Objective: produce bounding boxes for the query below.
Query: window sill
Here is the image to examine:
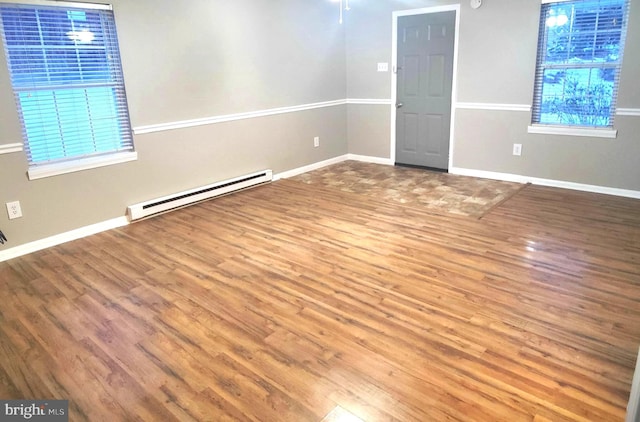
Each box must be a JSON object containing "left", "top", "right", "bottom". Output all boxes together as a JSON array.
[
  {"left": 28, "top": 151, "right": 137, "bottom": 180},
  {"left": 527, "top": 125, "right": 617, "bottom": 139}
]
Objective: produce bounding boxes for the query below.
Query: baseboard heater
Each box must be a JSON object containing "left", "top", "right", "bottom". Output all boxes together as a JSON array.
[{"left": 127, "top": 169, "right": 272, "bottom": 221}]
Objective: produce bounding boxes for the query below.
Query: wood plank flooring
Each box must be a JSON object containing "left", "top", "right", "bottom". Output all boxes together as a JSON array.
[{"left": 0, "top": 176, "right": 639, "bottom": 421}]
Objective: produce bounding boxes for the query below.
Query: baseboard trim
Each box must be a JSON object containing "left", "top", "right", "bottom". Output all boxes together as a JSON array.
[
  {"left": 0, "top": 216, "right": 129, "bottom": 263},
  {"left": 274, "top": 154, "right": 395, "bottom": 181},
  {"left": 450, "top": 167, "right": 640, "bottom": 199},
  {"left": 346, "top": 154, "right": 394, "bottom": 165},
  {"left": 274, "top": 155, "right": 350, "bottom": 180}
]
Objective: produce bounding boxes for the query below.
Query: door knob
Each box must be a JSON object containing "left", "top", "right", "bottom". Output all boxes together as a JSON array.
[{"left": 396, "top": 102, "right": 404, "bottom": 108}]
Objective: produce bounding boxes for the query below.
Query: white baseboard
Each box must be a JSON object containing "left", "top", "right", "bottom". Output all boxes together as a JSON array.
[
  {"left": 450, "top": 167, "right": 640, "bottom": 199},
  {"left": 274, "top": 155, "right": 350, "bottom": 180},
  {"left": 274, "top": 153, "right": 394, "bottom": 181},
  {"left": 0, "top": 216, "right": 129, "bottom": 263},
  {"left": 346, "top": 154, "right": 394, "bottom": 165}
]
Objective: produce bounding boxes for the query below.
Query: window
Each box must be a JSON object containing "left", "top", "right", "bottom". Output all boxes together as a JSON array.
[
  {"left": 531, "top": 0, "right": 629, "bottom": 130},
  {"left": 0, "top": 2, "right": 134, "bottom": 178}
]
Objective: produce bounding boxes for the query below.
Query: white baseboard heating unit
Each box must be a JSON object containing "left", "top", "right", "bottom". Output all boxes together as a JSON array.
[{"left": 127, "top": 169, "right": 272, "bottom": 221}]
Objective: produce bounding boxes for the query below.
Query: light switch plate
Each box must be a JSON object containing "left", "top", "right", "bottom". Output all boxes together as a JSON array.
[
  {"left": 513, "top": 144, "right": 522, "bottom": 156},
  {"left": 377, "top": 62, "right": 389, "bottom": 72}
]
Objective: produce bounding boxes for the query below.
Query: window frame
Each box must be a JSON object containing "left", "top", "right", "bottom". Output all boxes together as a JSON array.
[
  {"left": 0, "top": 0, "right": 136, "bottom": 180},
  {"left": 528, "top": 0, "right": 629, "bottom": 138}
]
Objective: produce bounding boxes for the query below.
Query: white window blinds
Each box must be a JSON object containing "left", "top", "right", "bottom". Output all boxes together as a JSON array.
[
  {"left": 531, "top": 0, "right": 629, "bottom": 128},
  {"left": 0, "top": 2, "right": 133, "bottom": 166}
]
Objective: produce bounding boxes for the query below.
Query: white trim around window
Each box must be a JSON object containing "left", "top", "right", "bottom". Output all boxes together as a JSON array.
[
  {"left": 527, "top": 125, "right": 617, "bottom": 138},
  {"left": 27, "top": 151, "right": 137, "bottom": 180}
]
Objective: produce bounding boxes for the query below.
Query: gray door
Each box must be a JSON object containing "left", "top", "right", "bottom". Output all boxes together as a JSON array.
[{"left": 395, "top": 11, "right": 455, "bottom": 170}]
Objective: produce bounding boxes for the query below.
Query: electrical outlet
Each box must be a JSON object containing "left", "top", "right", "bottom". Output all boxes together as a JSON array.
[
  {"left": 6, "top": 201, "right": 22, "bottom": 219},
  {"left": 513, "top": 143, "right": 522, "bottom": 156},
  {"left": 314, "top": 136, "right": 320, "bottom": 148},
  {"left": 377, "top": 62, "right": 389, "bottom": 72}
]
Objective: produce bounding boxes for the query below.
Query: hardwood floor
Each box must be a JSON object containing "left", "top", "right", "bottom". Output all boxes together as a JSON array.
[{"left": 0, "top": 176, "right": 639, "bottom": 421}]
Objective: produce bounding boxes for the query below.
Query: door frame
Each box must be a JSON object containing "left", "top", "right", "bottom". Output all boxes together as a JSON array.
[{"left": 390, "top": 5, "right": 460, "bottom": 169}]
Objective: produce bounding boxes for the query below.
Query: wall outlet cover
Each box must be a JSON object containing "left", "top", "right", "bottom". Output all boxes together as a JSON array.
[{"left": 6, "top": 201, "right": 22, "bottom": 219}]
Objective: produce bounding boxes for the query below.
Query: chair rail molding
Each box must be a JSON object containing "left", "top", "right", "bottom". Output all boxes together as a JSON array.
[
  {"left": 0, "top": 143, "right": 23, "bottom": 155},
  {"left": 454, "top": 102, "right": 532, "bottom": 112},
  {"left": 617, "top": 108, "right": 640, "bottom": 116},
  {"left": 133, "top": 99, "right": 348, "bottom": 135}
]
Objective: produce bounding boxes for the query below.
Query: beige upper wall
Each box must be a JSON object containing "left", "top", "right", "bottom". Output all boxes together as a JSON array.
[
  {"left": 0, "top": 0, "right": 348, "bottom": 248},
  {"left": 456, "top": 1, "right": 540, "bottom": 104},
  {"left": 346, "top": 0, "right": 458, "bottom": 100},
  {"left": 344, "top": 0, "right": 640, "bottom": 191},
  {"left": 346, "top": 0, "right": 639, "bottom": 104},
  {"left": 114, "top": 0, "right": 347, "bottom": 126},
  {"left": 618, "top": 0, "right": 640, "bottom": 108}
]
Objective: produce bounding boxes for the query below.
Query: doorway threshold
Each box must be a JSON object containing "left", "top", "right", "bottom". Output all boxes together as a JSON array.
[{"left": 395, "top": 162, "right": 448, "bottom": 173}]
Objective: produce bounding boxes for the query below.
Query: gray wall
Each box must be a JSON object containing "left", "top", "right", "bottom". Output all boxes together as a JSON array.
[
  {"left": 0, "top": 0, "right": 347, "bottom": 248},
  {"left": 345, "top": 0, "right": 640, "bottom": 191}
]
